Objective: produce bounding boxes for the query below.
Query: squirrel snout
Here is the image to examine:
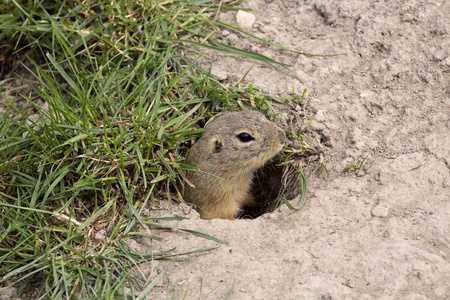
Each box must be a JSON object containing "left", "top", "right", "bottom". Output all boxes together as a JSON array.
[{"left": 277, "top": 128, "right": 286, "bottom": 144}]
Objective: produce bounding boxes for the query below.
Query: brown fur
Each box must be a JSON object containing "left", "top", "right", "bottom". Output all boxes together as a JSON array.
[{"left": 184, "top": 110, "right": 286, "bottom": 220}]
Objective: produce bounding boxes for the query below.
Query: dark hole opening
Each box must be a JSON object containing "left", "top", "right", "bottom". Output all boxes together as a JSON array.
[{"left": 238, "top": 157, "right": 285, "bottom": 219}]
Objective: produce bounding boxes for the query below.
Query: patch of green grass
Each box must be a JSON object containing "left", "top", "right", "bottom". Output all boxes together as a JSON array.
[
  {"left": 346, "top": 154, "right": 370, "bottom": 170},
  {"left": 0, "top": 0, "right": 313, "bottom": 298}
]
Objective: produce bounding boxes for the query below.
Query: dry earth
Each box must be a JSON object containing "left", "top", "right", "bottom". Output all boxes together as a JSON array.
[
  {"left": 138, "top": 0, "right": 450, "bottom": 299},
  {"left": 1, "top": 0, "right": 448, "bottom": 299}
]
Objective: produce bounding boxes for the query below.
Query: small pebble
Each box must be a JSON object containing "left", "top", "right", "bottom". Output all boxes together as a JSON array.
[
  {"left": 94, "top": 229, "right": 107, "bottom": 241},
  {"left": 371, "top": 205, "right": 389, "bottom": 217},
  {"left": 263, "top": 213, "right": 278, "bottom": 221},
  {"left": 236, "top": 10, "right": 256, "bottom": 30},
  {"left": 315, "top": 109, "right": 324, "bottom": 117},
  {"left": 355, "top": 141, "right": 366, "bottom": 150},
  {"left": 402, "top": 13, "right": 414, "bottom": 23},
  {"left": 345, "top": 279, "right": 355, "bottom": 288},
  {"left": 0, "top": 286, "right": 17, "bottom": 299},
  {"left": 41, "top": 101, "right": 49, "bottom": 111}
]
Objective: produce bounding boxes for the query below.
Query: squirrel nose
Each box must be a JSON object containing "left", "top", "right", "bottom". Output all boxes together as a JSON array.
[{"left": 278, "top": 128, "right": 286, "bottom": 144}]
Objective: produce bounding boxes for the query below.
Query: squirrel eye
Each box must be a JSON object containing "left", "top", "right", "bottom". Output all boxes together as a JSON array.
[{"left": 236, "top": 132, "right": 254, "bottom": 142}]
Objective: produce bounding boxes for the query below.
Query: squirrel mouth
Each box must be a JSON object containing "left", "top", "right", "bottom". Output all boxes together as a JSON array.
[{"left": 277, "top": 143, "right": 285, "bottom": 153}]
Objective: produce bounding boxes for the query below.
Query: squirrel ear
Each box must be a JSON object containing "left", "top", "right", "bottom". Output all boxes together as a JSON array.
[{"left": 211, "top": 137, "right": 222, "bottom": 153}]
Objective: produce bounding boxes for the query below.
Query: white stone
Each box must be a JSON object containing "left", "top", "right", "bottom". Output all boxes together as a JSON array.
[
  {"left": 41, "top": 101, "right": 49, "bottom": 111},
  {"left": 371, "top": 205, "right": 389, "bottom": 218},
  {"left": 236, "top": 10, "right": 256, "bottom": 30},
  {"left": 94, "top": 229, "right": 107, "bottom": 241}
]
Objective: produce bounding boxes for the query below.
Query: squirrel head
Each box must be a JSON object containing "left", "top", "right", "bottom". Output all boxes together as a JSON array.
[{"left": 188, "top": 110, "right": 286, "bottom": 177}]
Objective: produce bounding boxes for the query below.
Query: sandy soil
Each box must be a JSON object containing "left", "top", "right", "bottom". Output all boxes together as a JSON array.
[
  {"left": 1, "top": 0, "right": 448, "bottom": 299},
  {"left": 140, "top": 0, "right": 450, "bottom": 299}
]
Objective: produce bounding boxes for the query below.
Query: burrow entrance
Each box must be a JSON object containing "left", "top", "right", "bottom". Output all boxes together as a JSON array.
[{"left": 238, "top": 157, "right": 286, "bottom": 219}]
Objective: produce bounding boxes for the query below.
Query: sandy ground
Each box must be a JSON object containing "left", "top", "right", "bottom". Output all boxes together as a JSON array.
[
  {"left": 139, "top": 0, "right": 450, "bottom": 299},
  {"left": 1, "top": 0, "right": 448, "bottom": 299}
]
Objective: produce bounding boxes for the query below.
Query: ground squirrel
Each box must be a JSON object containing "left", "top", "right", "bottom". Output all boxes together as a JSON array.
[{"left": 184, "top": 110, "right": 286, "bottom": 220}]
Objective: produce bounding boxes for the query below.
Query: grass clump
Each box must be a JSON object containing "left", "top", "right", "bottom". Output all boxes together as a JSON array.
[{"left": 0, "top": 0, "right": 314, "bottom": 298}]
